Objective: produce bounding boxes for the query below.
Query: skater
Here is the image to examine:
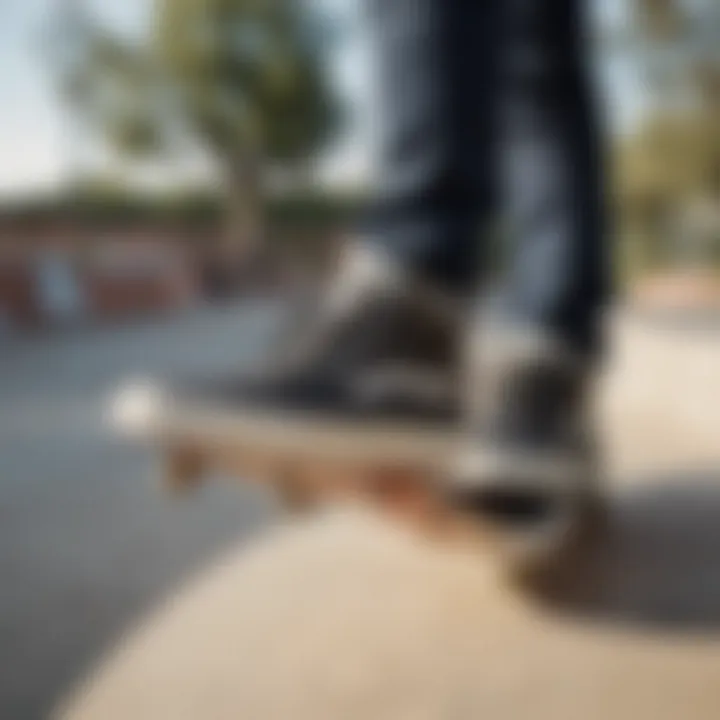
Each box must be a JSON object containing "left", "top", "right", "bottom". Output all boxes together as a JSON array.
[{"left": 115, "top": 0, "right": 607, "bottom": 545}]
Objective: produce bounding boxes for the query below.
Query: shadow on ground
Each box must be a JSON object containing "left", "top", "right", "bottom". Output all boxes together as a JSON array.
[{"left": 531, "top": 471, "right": 720, "bottom": 634}]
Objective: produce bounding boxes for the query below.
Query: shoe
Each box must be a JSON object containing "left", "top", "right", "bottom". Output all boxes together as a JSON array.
[
  {"left": 448, "top": 318, "right": 604, "bottom": 569},
  {"left": 110, "top": 245, "right": 462, "bottom": 468}
]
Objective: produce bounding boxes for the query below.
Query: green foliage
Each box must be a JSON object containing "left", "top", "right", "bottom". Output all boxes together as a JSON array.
[
  {"left": 75, "top": 35, "right": 165, "bottom": 155},
  {"left": 58, "top": 0, "right": 341, "bottom": 170},
  {"left": 612, "top": 1, "right": 720, "bottom": 275},
  {"left": 635, "top": 0, "right": 683, "bottom": 41},
  {"left": 0, "top": 189, "right": 363, "bottom": 235}
]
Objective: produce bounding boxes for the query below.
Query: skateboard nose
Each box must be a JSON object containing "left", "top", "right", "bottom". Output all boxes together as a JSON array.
[{"left": 107, "top": 379, "right": 169, "bottom": 438}]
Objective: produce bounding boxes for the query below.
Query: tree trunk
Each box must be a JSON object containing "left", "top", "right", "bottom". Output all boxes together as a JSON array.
[{"left": 215, "top": 151, "right": 265, "bottom": 294}]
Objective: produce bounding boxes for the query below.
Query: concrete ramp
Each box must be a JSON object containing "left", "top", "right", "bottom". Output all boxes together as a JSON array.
[{"left": 58, "top": 502, "right": 720, "bottom": 720}]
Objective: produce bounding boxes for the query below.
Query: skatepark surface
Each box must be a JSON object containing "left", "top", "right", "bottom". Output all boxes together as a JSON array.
[{"left": 57, "top": 313, "right": 720, "bottom": 719}]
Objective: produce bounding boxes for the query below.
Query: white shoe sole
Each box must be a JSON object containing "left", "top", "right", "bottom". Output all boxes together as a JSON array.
[{"left": 450, "top": 445, "right": 603, "bottom": 573}]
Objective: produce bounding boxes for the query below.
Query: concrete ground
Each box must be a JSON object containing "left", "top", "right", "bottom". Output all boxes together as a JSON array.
[
  {"left": 0, "top": 302, "right": 281, "bottom": 719},
  {"left": 2, "top": 305, "right": 720, "bottom": 718}
]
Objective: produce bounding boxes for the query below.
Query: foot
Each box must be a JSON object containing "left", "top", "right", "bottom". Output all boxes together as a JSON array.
[
  {"left": 448, "top": 319, "right": 604, "bottom": 568},
  {"left": 111, "top": 245, "right": 462, "bottom": 466}
]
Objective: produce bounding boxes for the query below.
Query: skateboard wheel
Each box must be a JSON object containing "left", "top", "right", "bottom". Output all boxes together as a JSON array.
[
  {"left": 273, "top": 467, "right": 320, "bottom": 512},
  {"left": 162, "top": 446, "right": 205, "bottom": 494}
]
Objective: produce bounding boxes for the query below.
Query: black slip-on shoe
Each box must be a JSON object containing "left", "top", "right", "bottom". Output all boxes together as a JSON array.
[
  {"left": 110, "top": 246, "right": 463, "bottom": 468},
  {"left": 448, "top": 320, "right": 605, "bottom": 569}
]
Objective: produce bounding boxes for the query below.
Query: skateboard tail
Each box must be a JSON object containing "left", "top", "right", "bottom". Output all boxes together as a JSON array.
[{"left": 107, "top": 379, "right": 170, "bottom": 440}]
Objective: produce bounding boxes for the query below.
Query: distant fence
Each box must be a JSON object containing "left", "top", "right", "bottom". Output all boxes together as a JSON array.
[{"left": 0, "top": 242, "right": 197, "bottom": 333}]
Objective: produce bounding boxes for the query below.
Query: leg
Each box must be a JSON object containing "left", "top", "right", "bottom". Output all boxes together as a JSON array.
[
  {"left": 499, "top": 0, "right": 608, "bottom": 355},
  {"left": 362, "top": 0, "right": 503, "bottom": 294},
  {"left": 450, "top": 0, "right": 608, "bottom": 571}
]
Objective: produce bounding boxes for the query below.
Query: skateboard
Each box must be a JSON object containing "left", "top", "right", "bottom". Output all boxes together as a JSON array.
[{"left": 108, "top": 380, "right": 603, "bottom": 575}]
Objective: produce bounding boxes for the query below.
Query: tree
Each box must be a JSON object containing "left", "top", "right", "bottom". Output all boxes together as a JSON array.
[
  {"left": 610, "top": 1, "right": 720, "bottom": 270},
  {"left": 55, "top": 0, "right": 342, "bottom": 267}
]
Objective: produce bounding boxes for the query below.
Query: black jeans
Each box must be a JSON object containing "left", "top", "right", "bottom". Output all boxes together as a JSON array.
[{"left": 363, "top": 0, "right": 608, "bottom": 354}]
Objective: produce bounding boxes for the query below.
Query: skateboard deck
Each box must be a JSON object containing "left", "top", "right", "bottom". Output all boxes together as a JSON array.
[
  {"left": 160, "top": 431, "right": 603, "bottom": 570},
  {"left": 159, "top": 429, "right": 449, "bottom": 514},
  {"left": 108, "top": 379, "right": 458, "bottom": 509},
  {"left": 108, "top": 380, "right": 601, "bottom": 574}
]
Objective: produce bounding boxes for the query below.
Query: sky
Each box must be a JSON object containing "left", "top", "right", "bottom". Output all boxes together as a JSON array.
[
  {"left": 0, "top": 0, "right": 644, "bottom": 200},
  {"left": 0, "top": 0, "right": 154, "bottom": 198}
]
